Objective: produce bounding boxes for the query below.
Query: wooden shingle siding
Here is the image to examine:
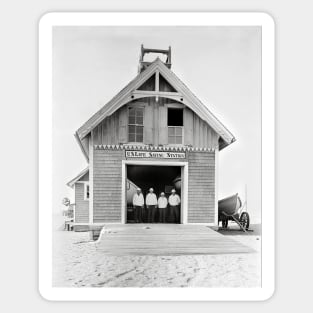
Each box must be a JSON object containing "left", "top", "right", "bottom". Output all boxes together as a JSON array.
[
  {"left": 74, "top": 183, "right": 89, "bottom": 223},
  {"left": 92, "top": 98, "right": 220, "bottom": 149},
  {"left": 93, "top": 149, "right": 124, "bottom": 222},
  {"left": 188, "top": 151, "right": 215, "bottom": 223}
]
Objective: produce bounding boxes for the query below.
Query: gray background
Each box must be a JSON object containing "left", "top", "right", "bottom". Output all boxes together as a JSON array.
[{"left": 0, "top": 0, "right": 312, "bottom": 311}]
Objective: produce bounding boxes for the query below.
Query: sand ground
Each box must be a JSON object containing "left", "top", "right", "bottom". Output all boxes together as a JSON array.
[{"left": 52, "top": 216, "right": 261, "bottom": 288}]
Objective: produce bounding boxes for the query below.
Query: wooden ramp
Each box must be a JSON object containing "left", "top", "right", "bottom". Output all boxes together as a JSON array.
[{"left": 96, "top": 224, "right": 254, "bottom": 256}]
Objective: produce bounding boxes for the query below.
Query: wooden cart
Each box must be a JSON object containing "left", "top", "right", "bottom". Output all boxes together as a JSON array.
[{"left": 218, "top": 193, "right": 250, "bottom": 232}]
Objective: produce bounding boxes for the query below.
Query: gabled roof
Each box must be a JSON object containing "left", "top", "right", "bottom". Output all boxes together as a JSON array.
[
  {"left": 67, "top": 167, "right": 89, "bottom": 188},
  {"left": 76, "top": 58, "right": 235, "bottom": 151}
]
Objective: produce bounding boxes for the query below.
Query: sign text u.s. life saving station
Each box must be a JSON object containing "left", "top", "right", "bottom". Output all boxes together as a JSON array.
[{"left": 125, "top": 150, "right": 186, "bottom": 159}]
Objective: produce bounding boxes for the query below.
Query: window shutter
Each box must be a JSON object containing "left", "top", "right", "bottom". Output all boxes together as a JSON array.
[
  {"left": 159, "top": 105, "right": 168, "bottom": 145},
  {"left": 118, "top": 106, "right": 128, "bottom": 144},
  {"left": 144, "top": 105, "right": 153, "bottom": 144}
]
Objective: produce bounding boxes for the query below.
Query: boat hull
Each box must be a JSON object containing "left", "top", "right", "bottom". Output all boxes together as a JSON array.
[
  {"left": 172, "top": 176, "right": 181, "bottom": 191},
  {"left": 218, "top": 193, "right": 241, "bottom": 216}
]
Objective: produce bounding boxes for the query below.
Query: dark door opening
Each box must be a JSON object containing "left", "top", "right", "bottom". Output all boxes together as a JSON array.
[{"left": 126, "top": 165, "right": 182, "bottom": 223}]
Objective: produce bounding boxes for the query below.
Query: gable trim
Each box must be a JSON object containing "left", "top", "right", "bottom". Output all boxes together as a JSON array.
[
  {"left": 67, "top": 167, "right": 89, "bottom": 188},
  {"left": 76, "top": 58, "right": 235, "bottom": 151},
  {"left": 76, "top": 60, "right": 161, "bottom": 140}
]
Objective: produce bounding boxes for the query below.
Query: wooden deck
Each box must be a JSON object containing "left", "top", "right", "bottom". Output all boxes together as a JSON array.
[{"left": 96, "top": 224, "right": 254, "bottom": 256}]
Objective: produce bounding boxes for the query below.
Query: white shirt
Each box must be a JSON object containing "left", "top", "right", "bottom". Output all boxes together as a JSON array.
[
  {"left": 158, "top": 197, "right": 168, "bottom": 208},
  {"left": 169, "top": 194, "right": 181, "bottom": 206},
  {"left": 146, "top": 193, "right": 157, "bottom": 206},
  {"left": 133, "top": 193, "right": 144, "bottom": 206}
]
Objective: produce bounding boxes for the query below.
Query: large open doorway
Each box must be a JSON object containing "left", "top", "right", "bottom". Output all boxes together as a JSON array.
[{"left": 126, "top": 164, "right": 182, "bottom": 223}]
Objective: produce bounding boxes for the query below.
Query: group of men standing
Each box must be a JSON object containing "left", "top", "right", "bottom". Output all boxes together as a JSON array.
[{"left": 132, "top": 188, "right": 181, "bottom": 223}]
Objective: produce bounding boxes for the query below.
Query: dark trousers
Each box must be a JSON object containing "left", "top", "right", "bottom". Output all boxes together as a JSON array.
[
  {"left": 133, "top": 205, "right": 143, "bottom": 223},
  {"left": 147, "top": 205, "right": 157, "bottom": 223},
  {"left": 169, "top": 205, "right": 180, "bottom": 223},
  {"left": 159, "top": 207, "right": 167, "bottom": 223}
]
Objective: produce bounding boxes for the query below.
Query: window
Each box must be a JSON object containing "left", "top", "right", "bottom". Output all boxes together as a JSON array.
[
  {"left": 168, "top": 126, "right": 183, "bottom": 144},
  {"left": 84, "top": 183, "right": 90, "bottom": 200},
  {"left": 128, "top": 107, "right": 144, "bottom": 142},
  {"left": 168, "top": 108, "right": 183, "bottom": 144},
  {"left": 168, "top": 108, "right": 183, "bottom": 126}
]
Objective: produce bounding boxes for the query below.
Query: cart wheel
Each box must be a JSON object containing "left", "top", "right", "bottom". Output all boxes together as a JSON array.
[
  {"left": 222, "top": 219, "right": 228, "bottom": 228},
  {"left": 240, "top": 212, "right": 250, "bottom": 230}
]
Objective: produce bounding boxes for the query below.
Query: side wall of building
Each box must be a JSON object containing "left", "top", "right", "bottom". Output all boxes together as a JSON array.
[
  {"left": 74, "top": 183, "right": 89, "bottom": 223},
  {"left": 188, "top": 151, "right": 215, "bottom": 223},
  {"left": 93, "top": 148, "right": 124, "bottom": 222}
]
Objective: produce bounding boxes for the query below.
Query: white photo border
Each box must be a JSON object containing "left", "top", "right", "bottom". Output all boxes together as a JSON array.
[{"left": 39, "top": 12, "right": 275, "bottom": 301}]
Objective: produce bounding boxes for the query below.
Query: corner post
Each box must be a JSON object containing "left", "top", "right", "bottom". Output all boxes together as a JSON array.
[
  {"left": 182, "top": 163, "right": 189, "bottom": 224},
  {"left": 89, "top": 133, "right": 94, "bottom": 224},
  {"left": 121, "top": 160, "right": 126, "bottom": 224},
  {"left": 214, "top": 148, "right": 219, "bottom": 226}
]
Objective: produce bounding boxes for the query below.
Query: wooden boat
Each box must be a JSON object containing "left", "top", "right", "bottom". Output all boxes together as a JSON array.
[
  {"left": 218, "top": 193, "right": 242, "bottom": 216},
  {"left": 172, "top": 176, "right": 181, "bottom": 191},
  {"left": 218, "top": 193, "right": 250, "bottom": 231}
]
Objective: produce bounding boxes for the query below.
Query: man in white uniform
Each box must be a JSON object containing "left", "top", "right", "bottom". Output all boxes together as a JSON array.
[
  {"left": 146, "top": 188, "right": 158, "bottom": 223},
  {"left": 168, "top": 189, "right": 181, "bottom": 223},
  {"left": 158, "top": 192, "right": 168, "bottom": 223},
  {"left": 132, "top": 188, "right": 144, "bottom": 223}
]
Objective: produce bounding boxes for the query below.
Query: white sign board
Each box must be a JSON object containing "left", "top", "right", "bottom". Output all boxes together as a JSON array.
[{"left": 125, "top": 150, "right": 186, "bottom": 159}]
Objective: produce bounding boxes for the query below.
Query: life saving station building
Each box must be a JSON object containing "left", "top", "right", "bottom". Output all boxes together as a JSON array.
[{"left": 67, "top": 46, "right": 235, "bottom": 227}]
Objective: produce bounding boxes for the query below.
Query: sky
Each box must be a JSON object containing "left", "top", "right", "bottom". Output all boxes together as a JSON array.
[{"left": 52, "top": 26, "right": 261, "bottom": 222}]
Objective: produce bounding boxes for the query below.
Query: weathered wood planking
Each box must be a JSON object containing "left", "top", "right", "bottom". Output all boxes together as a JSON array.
[
  {"left": 159, "top": 105, "right": 168, "bottom": 144},
  {"left": 93, "top": 149, "right": 124, "bottom": 222},
  {"left": 188, "top": 151, "right": 215, "bottom": 223},
  {"left": 74, "top": 182, "right": 89, "bottom": 223},
  {"left": 159, "top": 73, "right": 176, "bottom": 92},
  {"left": 92, "top": 98, "right": 219, "bottom": 148},
  {"left": 138, "top": 73, "right": 155, "bottom": 91},
  {"left": 96, "top": 224, "right": 254, "bottom": 256},
  {"left": 144, "top": 102, "right": 154, "bottom": 144}
]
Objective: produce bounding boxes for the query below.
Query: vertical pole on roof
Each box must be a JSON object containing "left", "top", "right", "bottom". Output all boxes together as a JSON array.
[
  {"left": 140, "top": 44, "right": 144, "bottom": 61},
  {"left": 89, "top": 132, "right": 94, "bottom": 224},
  {"left": 168, "top": 46, "right": 172, "bottom": 64},
  {"left": 155, "top": 70, "right": 159, "bottom": 102}
]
